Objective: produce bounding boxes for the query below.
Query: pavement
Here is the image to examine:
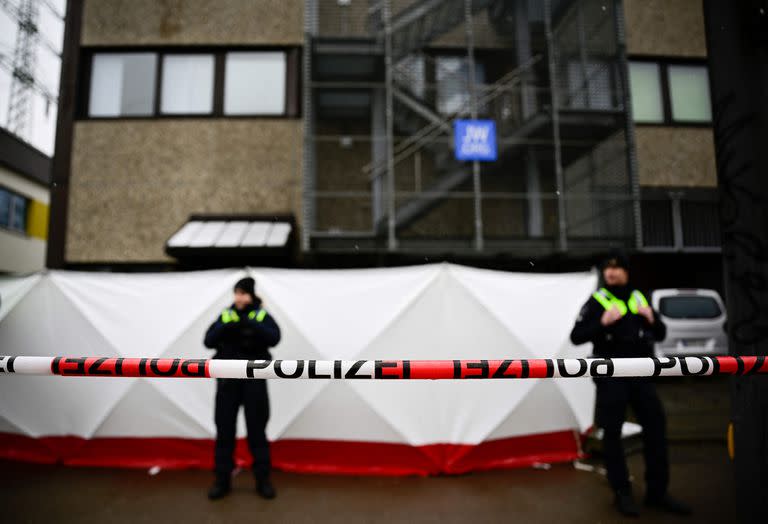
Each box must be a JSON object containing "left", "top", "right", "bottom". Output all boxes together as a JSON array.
[
  {"left": 0, "top": 441, "right": 734, "bottom": 523},
  {"left": 0, "top": 376, "right": 735, "bottom": 523}
]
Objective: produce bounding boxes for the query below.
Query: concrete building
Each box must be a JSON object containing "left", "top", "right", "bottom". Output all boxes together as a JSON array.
[
  {"left": 0, "top": 128, "right": 51, "bottom": 273},
  {"left": 0, "top": 0, "right": 62, "bottom": 274},
  {"left": 48, "top": 0, "right": 721, "bottom": 288},
  {"left": 625, "top": 0, "right": 718, "bottom": 250}
]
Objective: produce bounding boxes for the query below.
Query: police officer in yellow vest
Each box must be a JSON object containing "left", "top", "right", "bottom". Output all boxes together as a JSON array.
[
  {"left": 570, "top": 251, "right": 691, "bottom": 517},
  {"left": 204, "top": 277, "right": 281, "bottom": 501}
]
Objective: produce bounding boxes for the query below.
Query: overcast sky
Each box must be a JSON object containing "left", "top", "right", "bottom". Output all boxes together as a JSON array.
[{"left": 0, "top": 0, "right": 67, "bottom": 156}]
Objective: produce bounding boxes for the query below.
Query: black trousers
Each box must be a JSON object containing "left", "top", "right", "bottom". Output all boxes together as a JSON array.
[
  {"left": 595, "top": 378, "right": 669, "bottom": 497},
  {"left": 214, "top": 378, "right": 271, "bottom": 480}
]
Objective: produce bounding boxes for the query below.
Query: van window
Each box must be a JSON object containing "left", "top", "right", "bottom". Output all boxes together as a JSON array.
[{"left": 659, "top": 296, "right": 722, "bottom": 319}]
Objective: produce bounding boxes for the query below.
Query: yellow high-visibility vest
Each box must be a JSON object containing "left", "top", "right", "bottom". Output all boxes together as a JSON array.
[{"left": 592, "top": 288, "right": 648, "bottom": 316}]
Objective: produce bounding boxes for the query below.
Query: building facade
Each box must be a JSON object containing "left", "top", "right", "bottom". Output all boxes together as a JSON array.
[
  {"left": 49, "top": 0, "right": 721, "bottom": 287},
  {"left": 0, "top": 128, "right": 51, "bottom": 273},
  {"left": 625, "top": 0, "right": 718, "bottom": 252}
]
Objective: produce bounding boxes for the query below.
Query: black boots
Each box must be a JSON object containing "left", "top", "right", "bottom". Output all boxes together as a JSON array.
[
  {"left": 645, "top": 493, "right": 693, "bottom": 515},
  {"left": 208, "top": 476, "right": 277, "bottom": 500},
  {"left": 613, "top": 489, "right": 692, "bottom": 517},
  {"left": 614, "top": 490, "right": 640, "bottom": 517},
  {"left": 208, "top": 475, "right": 275, "bottom": 500},
  {"left": 207, "top": 477, "right": 231, "bottom": 500},
  {"left": 256, "top": 476, "right": 277, "bottom": 499}
]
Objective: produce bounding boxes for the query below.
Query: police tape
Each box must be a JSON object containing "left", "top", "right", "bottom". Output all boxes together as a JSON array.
[{"left": 0, "top": 355, "right": 766, "bottom": 380}]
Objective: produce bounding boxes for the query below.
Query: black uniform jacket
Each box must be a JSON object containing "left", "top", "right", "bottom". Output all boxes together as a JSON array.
[
  {"left": 570, "top": 285, "right": 666, "bottom": 358},
  {"left": 204, "top": 302, "right": 281, "bottom": 360}
]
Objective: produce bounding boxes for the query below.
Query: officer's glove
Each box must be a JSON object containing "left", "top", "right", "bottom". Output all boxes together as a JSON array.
[{"left": 220, "top": 309, "right": 244, "bottom": 330}]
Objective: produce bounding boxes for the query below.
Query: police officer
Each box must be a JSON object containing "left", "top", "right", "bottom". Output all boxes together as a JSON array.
[
  {"left": 570, "top": 252, "right": 691, "bottom": 517},
  {"left": 204, "top": 277, "right": 281, "bottom": 500}
]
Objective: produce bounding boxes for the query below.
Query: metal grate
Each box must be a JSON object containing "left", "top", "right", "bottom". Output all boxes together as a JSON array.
[
  {"left": 682, "top": 200, "right": 720, "bottom": 247},
  {"left": 306, "top": 0, "right": 637, "bottom": 254},
  {"left": 641, "top": 199, "right": 674, "bottom": 247},
  {"left": 640, "top": 191, "right": 720, "bottom": 251}
]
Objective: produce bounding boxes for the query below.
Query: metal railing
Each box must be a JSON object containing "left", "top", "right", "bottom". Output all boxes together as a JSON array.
[
  {"left": 363, "top": 54, "right": 544, "bottom": 181},
  {"left": 305, "top": 0, "right": 638, "bottom": 255},
  {"left": 641, "top": 192, "right": 721, "bottom": 251}
]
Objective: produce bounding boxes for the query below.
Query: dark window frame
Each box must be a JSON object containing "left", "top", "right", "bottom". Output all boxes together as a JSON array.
[
  {"left": 78, "top": 45, "right": 301, "bottom": 121},
  {"left": 559, "top": 54, "right": 622, "bottom": 112},
  {"left": 629, "top": 56, "right": 712, "bottom": 128},
  {"left": 0, "top": 185, "right": 31, "bottom": 236},
  {"left": 640, "top": 187, "right": 720, "bottom": 252},
  {"left": 158, "top": 52, "right": 217, "bottom": 116}
]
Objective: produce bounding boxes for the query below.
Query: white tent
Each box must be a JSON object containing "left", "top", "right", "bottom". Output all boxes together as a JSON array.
[{"left": 0, "top": 264, "right": 597, "bottom": 474}]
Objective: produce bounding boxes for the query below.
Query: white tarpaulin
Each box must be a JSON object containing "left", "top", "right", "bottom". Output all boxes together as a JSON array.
[{"left": 0, "top": 264, "right": 597, "bottom": 474}]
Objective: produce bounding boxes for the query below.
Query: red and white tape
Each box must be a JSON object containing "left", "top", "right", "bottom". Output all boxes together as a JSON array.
[{"left": 0, "top": 355, "right": 766, "bottom": 379}]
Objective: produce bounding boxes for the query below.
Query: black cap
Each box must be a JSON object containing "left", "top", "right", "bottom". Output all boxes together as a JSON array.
[
  {"left": 234, "top": 277, "right": 257, "bottom": 302},
  {"left": 601, "top": 249, "right": 630, "bottom": 271}
]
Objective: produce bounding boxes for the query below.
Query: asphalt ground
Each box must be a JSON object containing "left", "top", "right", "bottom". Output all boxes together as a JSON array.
[
  {"left": 0, "top": 377, "right": 735, "bottom": 523},
  {"left": 0, "top": 442, "right": 734, "bottom": 524}
]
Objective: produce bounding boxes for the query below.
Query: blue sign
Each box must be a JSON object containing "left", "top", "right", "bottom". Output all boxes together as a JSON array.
[{"left": 454, "top": 119, "right": 497, "bottom": 162}]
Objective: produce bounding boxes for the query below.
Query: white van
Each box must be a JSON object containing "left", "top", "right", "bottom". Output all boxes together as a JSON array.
[{"left": 651, "top": 289, "right": 728, "bottom": 357}]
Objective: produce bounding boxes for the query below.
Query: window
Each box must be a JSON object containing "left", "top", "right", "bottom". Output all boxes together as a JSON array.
[
  {"left": 641, "top": 189, "right": 720, "bottom": 250},
  {"left": 9, "top": 194, "right": 27, "bottom": 232},
  {"left": 681, "top": 200, "right": 720, "bottom": 247},
  {"left": 224, "top": 52, "right": 286, "bottom": 115},
  {"left": 394, "top": 55, "right": 426, "bottom": 100},
  {"left": 629, "top": 62, "right": 664, "bottom": 123},
  {"left": 84, "top": 49, "right": 296, "bottom": 119},
  {"left": 566, "top": 60, "right": 614, "bottom": 110},
  {"left": 0, "top": 187, "right": 29, "bottom": 234},
  {"left": 88, "top": 53, "right": 157, "bottom": 117},
  {"left": 641, "top": 198, "right": 674, "bottom": 247},
  {"left": 316, "top": 90, "right": 371, "bottom": 119},
  {"left": 659, "top": 296, "right": 722, "bottom": 319},
  {"left": 0, "top": 190, "right": 9, "bottom": 229},
  {"left": 629, "top": 59, "right": 711, "bottom": 125},
  {"left": 436, "top": 57, "right": 485, "bottom": 115},
  {"left": 668, "top": 65, "right": 712, "bottom": 122},
  {"left": 161, "top": 54, "right": 215, "bottom": 115}
]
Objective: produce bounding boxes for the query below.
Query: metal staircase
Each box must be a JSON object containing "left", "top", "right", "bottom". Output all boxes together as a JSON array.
[
  {"left": 369, "top": 0, "right": 495, "bottom": 61},
  {"left": 364, "top": 55, "right": 544, "bottom": 232},
  {"left": 306, "top": 0, "right": 637, "bottom": 253}
]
